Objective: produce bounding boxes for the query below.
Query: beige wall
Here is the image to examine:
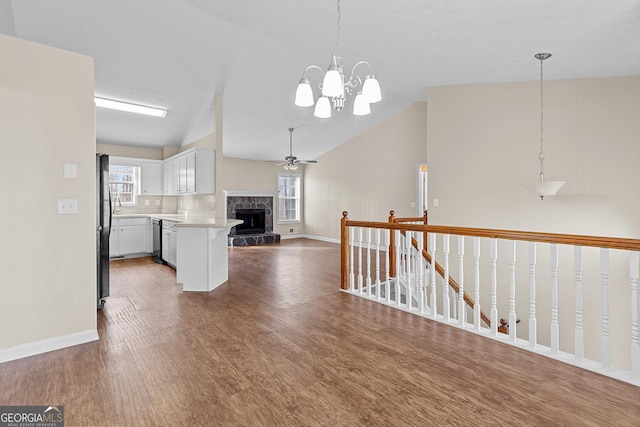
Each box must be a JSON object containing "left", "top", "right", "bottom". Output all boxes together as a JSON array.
[
  {"left": 223, "top": 157, "right": 299, "bottom": 236},
  {"left": 0, "top": 35, "right": 97, "bottom": 358},
  {"left": 304, "top": 102, "right": 428, "bottom": 240},
  {"left": 427, "top": 75, "right": 640, "bottom": 369},
  {"left": 96, "top": 142, "right": 163, "bottom": 160}
]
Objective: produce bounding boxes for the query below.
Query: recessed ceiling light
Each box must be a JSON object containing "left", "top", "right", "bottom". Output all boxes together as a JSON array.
[{"left": 94, "top": 97, "right": 167, "bottom": 118}]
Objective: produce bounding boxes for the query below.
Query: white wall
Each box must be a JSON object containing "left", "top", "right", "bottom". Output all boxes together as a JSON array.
[
  {"left": 427, "top": 75, "right": 640, "bottom": 369},
  {"left": 0, "top": 34, "right": 97, "bottom": 360},
  {"left": 304, "top": 102, "right": 428, "bottom": 240}
]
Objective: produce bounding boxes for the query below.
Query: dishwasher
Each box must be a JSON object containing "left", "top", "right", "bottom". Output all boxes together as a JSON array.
[{"left": 152, "top": 218, "right": 164, "bottom": 264}]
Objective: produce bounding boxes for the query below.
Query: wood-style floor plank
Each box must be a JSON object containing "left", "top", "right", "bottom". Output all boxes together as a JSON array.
[{"left": 1, "top": 238, "right": 640, "bottom": 426}]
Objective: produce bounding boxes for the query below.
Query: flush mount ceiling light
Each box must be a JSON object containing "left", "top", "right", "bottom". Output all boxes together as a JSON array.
[
  {"left": 523, "top": 53, "right": 565, "bottom": 200},
  {"left": 94, "top": 97, "right": 167, "bottom": 118},
  {"left": 294, "top": 0, "right": 381, "bottom": 118}
]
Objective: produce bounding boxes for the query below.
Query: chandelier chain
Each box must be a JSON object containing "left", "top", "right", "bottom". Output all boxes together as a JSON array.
[
  {"left": 336, "top": 0, "right": 341, "bottom": 55},
  {"left": 539, "top": 54, "right": 545, "bottom": 178}
]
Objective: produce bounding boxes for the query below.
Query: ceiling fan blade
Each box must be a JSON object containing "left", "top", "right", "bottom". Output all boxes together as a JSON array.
[{"left": 297, "top": 160, "right": 318, "bottom": 165}]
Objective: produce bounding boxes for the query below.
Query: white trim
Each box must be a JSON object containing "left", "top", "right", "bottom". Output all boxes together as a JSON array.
[{"left": 0, "top": 329, "right": 99, "bottom": 364}]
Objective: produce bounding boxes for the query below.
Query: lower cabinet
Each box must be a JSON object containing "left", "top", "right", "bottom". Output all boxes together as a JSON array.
[
  {"left": 162, "top": 221, "right": 177, "bottom": 267},
  {"left": 110, "top": 217, "right": 151, "bottom": 257}
]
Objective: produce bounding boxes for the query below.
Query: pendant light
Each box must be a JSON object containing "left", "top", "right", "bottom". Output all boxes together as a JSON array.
[{"left": 524, "top": 53, "right": 565, "bottom": 200}]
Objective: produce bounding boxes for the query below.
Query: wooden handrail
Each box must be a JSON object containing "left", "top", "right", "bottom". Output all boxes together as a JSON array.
[{"left": 343, "top": 220, "right": 640, "bottom": 251}]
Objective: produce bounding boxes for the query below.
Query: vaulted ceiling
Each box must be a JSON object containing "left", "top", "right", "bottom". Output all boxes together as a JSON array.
[{"left": 1, "top": 0, "right": 639, "bottom": 161}]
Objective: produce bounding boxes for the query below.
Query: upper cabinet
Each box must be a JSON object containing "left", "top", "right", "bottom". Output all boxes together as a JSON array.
[
  {"left": 141, "top": 161, "right": 163, "bottom": 195},
  {"left": 162, "top": 147, "right": 214, "bottom": 195}
]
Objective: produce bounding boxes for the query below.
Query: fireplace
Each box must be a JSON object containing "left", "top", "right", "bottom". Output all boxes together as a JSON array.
[{"left": 234, "top": 209, "right": 266, "bottom": 235}]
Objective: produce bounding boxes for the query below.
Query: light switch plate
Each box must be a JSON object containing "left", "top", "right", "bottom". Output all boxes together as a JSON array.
[
  {"left": 57, "top": 199, "right": 78, "bottom": 214},
  {"left": 63, "top": 163, "right": 77, "bottom": 179}
]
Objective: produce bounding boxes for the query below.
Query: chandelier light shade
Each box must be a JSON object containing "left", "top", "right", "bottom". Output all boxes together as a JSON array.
[
  {"left": 294, "top": 0, "right": 381, "bottom": 118},
  {"left": 523, "top": 52, "right": 566, "bottom": 200}
]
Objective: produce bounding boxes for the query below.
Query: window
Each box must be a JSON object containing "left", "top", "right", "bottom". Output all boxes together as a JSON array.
[
  {"left": 109, "top": 164, "right": 139, "bottom": 206},
  {"left": 278, "top": 173, "right": 301, "bottom": 222}
]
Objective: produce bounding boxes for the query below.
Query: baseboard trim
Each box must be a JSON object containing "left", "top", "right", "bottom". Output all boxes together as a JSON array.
[
  {"left": 297, "top": 234, "right": 340, "bottom": 244},
  {"left": 0, "top": 329, "right": 99, "bottom": 364}
]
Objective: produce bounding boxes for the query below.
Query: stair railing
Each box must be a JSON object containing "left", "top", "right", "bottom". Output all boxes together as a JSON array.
[{"left": 339, "top": 211, "right": 640, "bottom": 387}]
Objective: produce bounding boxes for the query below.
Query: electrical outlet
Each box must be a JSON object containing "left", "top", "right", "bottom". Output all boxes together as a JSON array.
[
  {"left": 155, "top": 200, "right": 160, "bottom": 206},
  {"left": 409, "top": 201, "right": 416, "bottom": 208},
  {"left": 144, "top": 199, "right": 149, "bottom": 206}
]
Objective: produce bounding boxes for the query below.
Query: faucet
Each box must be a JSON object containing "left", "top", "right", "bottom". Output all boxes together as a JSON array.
[{"left": 113, "top": 196, "right": 122, "bottom": 214}]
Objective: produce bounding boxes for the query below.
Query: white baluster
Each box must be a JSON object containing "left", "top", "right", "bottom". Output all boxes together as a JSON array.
[
  {"left": 375, "top": 228, "right": 381, "bottom": 301},
  {"left": 508, "top": 240, "right": 517, "bottom": 342},
  {"left": 442, "top": 234, "right": 450, "bottom": 321},
  {"left": 601, "top": 248, "right": 610, "bottom": 371},
  {"left": 575, "top": 246, "right": 584, "bottom": 362},
  {"left": 349, "top": 227, "right": 355, "bottom": 292},
  {"left": 429, "top": 233, "right": 437, "bottom": 318},
  {"left": 473, "top": 237, "right": 481, "bottom": 331},
  {"left": 550, "top": 244, "right": 559, "bottom": 355},
  {"left": 490, "top": 239, "right": 498, "bottom": 336},
  {"left": 385, "top": 229, "right": 391, "bottom": 304},
  {"left": 458, "top": 236, "right": 465, "bottom": 326},
  {"left": 406, "top": 231, "right": 412, "bottom": 309},
  {"left": 451, "top": 290, "right": 457, "bottom": 320},
  {"left": 366, "top": 228, "right": 372, "bottom": 298},
  {"left": 529, "top": 242, "right": 537, "bottom": 349},
  {"left": 417, "top": 232, "right": 425, "bottom": 314},
  {"left": 630, "top": 251, "right": 640, "bottom": 380},
  {"left": 358, "top": 227, "right": 363, "bottom": 294},
  {"left": 395, "top": 229, "right": 402, "bottom": 306}
]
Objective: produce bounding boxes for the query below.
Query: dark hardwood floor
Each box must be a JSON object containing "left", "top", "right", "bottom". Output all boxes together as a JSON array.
[{"left": 1, "top": 238, "right": 640, "bottom": 426}]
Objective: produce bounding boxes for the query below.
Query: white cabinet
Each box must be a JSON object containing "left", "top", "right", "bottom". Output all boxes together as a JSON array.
[
  {"left": 162, "top": 148, "right": 214, "bottom": 195},
  {"left": 141, "top": 161, "right": 163, "bottom": 195},
  {"left": 163, "top": 160, "right": 174, "bottom": 195},
  {"left": 110, "top": 217, "right": 150, "bottom": 257},
  {"left": 162, "top": 221, "right": 177, "bottom": 267}
]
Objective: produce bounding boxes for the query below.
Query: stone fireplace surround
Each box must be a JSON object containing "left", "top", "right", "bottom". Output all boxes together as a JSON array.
[{"left": 225, "top": 192, "right": 281, "bottom": 246}]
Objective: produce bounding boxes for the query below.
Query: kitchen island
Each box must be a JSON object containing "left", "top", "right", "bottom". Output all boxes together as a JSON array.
[
  {"left": 174, "top": 217, "right": 242, "bottom": 292},
  {"left": 112, "top": 213, "right": 241, "bottom": 292}
]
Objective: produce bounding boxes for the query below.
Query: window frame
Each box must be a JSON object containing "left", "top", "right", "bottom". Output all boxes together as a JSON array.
[
  {"left": 277, "top": 172, "right": 302, "bottom": 224},
  {"left": 108, "top": 164, "right": 140, "bottom": 206}
]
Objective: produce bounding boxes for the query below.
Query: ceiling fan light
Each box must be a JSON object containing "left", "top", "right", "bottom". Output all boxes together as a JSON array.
[
  {"left": 294, "top": 79, "right": 314, "bottom": 107},
  {"left": 314, "top": 96, "right": 332, "bottom": 118},
  {"left": 362, "top": 75, "right": 381, "bottom": 103},
  {"left": 353, "top": 92, "right": 371, "bottom": 116}
]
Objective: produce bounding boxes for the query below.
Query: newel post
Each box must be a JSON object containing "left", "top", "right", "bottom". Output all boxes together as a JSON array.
[
  {"left": 388, "top": 210, "right": 396, "bottom": 277},
  {"left": 341, "top": 211, "right": 350, "bottom": 290}
]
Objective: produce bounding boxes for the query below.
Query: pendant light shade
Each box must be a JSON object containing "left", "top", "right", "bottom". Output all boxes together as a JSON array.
[
  {"left": 362, "top": 75, "right": 382, "bottom": 103},
  {"left": 321, "top": 56, "right": 344, "bottom": 97},
  {"left": 294, "top": 78, "right": 314, "bottom": 107},
  {"left": 314, "top": 96, "right": 332, "bottom": 118},
  {"left": 353, "top": 92, "right": 371, "bottom": 116}
]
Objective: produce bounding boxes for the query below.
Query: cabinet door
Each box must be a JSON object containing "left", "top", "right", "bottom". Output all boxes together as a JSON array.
[
  {"left": 118, "top": 224, "right": 147, "bottom": 255},
  {"left": 141, "top": 162, "right": 163, "bottom": 195},
  {"left": 169, "top": 230, "right": 177, "bottom": 267},
  {"left": 186, "top": 151, "right": 196, "bottom": 193},
  {"left": 163, "top": 160, "right": 174, "bottom": 195},
  {"left": 176, "top": 155, "right": 187, "bottom": 193},
  {"left": 109, "top": 220, "right": 119, "bottom": 257},
  {"left": 162, "top": 229, "right": 171, "bottom": 262}
]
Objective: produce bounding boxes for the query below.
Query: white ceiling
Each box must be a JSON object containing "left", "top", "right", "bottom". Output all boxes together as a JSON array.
[{"left": 1, "top": 0, "right": 639, "bottom": 161}]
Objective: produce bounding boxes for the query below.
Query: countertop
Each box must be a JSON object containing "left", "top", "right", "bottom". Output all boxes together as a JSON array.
[{"left": 113, "top": 213, "right": 242, "bottom": 228}]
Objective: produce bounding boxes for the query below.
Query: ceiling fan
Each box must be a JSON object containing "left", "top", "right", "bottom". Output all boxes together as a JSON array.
[{"left": 278, "top": 127, "right": 318, "bottom": 170}]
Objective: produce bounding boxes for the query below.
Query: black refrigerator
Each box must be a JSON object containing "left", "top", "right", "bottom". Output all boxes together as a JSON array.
[{"left": 96, "top": 153, "right": 111, "bottom": 309}]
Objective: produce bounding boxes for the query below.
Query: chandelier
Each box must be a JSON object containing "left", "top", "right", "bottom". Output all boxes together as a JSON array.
[
  {"left": 294, "top": 0, "right": 381, "bottom": 118},
  {"left": 524, "top": 52, "right": 566, "bottom": 200}
]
